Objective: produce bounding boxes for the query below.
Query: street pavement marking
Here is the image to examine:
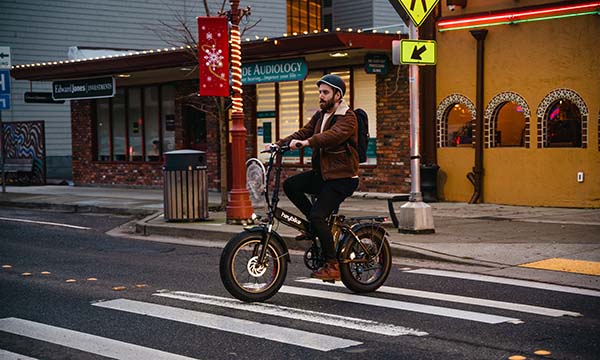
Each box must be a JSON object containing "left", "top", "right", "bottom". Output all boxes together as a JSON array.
[
  {"left": 0, "top": 317, "right": 197, "bottom": 360},
  {"left": 93, "top": 298, "right": 361, "bottom": 351},
  {"left": 279, "top": 286, "right": 522, "bottom": 324},
  {"left": 0, "top": 217, "right": 90, "bottom": 230},
  {"left": 406, "top": 269, "right": 600, "bottom": 297},
  {"left": 297, "top": 278, "right": 581, "bottom": 318},
  {"left": 153, "top": 290, "right": 427, "bottom": 337},
  {"left": 0, "top": 349, "right": 39, "bottom": 360},
  {"left": 519, "top": 258, "right": 600, "bottom": 276}
]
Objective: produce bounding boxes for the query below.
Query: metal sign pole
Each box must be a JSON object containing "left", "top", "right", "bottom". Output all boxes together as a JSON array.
[
  {"left": 408, "top": 23, "right": 422, "bottom": 202},
  {"left": 398, "top": 22, "right": 434, "bottom": 234}
]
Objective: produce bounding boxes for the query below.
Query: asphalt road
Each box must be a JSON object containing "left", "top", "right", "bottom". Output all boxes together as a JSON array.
[{"left": 1, "top": 207, "right": 599, "bottom": 360}]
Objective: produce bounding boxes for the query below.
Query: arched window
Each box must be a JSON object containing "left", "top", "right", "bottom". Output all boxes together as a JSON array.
[
  {"left": 484, "top": 92, "right": 531, "bottom": 148},
  {"left": 448, "top": 104, "right": 474, "bottom": 147},
  {"left": 436, "top": 94, "right": 476, "bottom": 148},
  {"left": 537, "top": 89, "right": 588, "bottom": 149},
  {"left": 546, "top": 99, "right": 581, "bottom": 147},
  {"left": 496, "top": 102, "right": 526, "bottom": 147}
]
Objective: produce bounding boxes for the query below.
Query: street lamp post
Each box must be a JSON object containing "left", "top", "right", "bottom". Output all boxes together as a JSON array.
[{"left": 225, "top": 0, "right": 253, "bottom": 224}]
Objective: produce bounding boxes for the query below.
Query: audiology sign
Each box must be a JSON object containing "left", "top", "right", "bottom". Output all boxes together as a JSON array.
[
  {"left": 52, "top": 76, "right": 115, "bottom": 100},
  {"left": 242, "top": 58, "right": 307, "bottom": 85}
]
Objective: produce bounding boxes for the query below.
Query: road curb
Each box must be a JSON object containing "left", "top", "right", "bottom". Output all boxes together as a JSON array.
[
  {"left": 135, "top": 215, "right": 499, "bottom": 268},
  {"left": 0, "top": 200, "right": 156, "bottom": 217}
]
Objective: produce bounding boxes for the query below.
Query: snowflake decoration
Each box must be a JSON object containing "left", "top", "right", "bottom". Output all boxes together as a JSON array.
[
  {"left": 203, "top": 45, "right": 223, "bottom": 70},
  {"left": 206, "top": 32, "right": 213, "bottom": 40}
]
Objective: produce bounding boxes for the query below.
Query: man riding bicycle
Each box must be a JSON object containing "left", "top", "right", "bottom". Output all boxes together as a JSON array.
[{"left": 276, "top": 74, "right": 359, "bottom": 281}]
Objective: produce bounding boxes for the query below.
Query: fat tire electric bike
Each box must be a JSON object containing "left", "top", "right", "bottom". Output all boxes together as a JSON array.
[{"left": 219, "top": 144, "right": 392, "bottom": 302}]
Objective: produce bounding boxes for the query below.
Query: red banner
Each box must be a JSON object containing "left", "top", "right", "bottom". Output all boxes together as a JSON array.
[{"left": 198, "top": 17, "right": 229, "bottom": 97}]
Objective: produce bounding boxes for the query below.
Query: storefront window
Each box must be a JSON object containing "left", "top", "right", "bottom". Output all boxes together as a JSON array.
[
  {"left": 145, "top": 87, "right": 160, "bottom": 161},
  {"left": 113, "top": 89, "right": 126, "bottom": 161},
  {"left": 279, "top": 81, "right": 301, "bottom": 161},
  {"left": 96, "top": 99, "right": 110, "bottom": 161},
  {"left": 546, "top": 99, "right": 581, "bottom": 147},
  {"left": 302, "top": 71, "right": 322, "bottom": 162},
  {"left": 161, "top": 85, "right": 176, "bottom": 153},
  {"left": 353, "top": 69, "right": 377, "bottom": 164},
  {"left": 256, "top": 83, "right": 276, "bottom": 162},
  {"left": 447, "top": 103, "right": 473, "bottom": 147},
  {"left": 94, "top": 85, "right": 174, "bottom": 162},
  {"left": 128, "top": 87, "right": 143, "bottom": 161},
  {"left": 496, "top": 101, "right": 526, "bottom": 147}
]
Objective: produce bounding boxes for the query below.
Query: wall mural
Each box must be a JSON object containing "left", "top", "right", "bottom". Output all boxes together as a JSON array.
[{"left": 1, "top": 121, "right": 46, "bottom": 185}]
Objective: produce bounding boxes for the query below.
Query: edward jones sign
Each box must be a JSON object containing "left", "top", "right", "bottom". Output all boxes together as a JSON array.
[
  {"left": 52, "top": 76, "right": 115, "bottom": 100},
  {"left": 242, "top": 58, "right": 307, "bottom": 85}
]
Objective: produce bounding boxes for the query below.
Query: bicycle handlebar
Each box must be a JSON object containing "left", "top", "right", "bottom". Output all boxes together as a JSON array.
[{"left": 260, "top": 142, "right": 300, "bottom": 154}]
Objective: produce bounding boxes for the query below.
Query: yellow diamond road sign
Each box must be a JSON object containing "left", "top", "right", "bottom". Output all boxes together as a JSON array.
[
  {"left": 393, "top": 0, "right": 439, "bottom": 27},
  {"left": 400, "top": 40, "right": 436, "bottom": 65}
]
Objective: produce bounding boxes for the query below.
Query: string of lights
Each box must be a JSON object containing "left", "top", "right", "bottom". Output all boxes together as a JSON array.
[
  {"left": 230, "top": 26, "right": 243, "bottom": 113},
  {"left": 11, "top": 28, "right": 400, "bottom": 69}
]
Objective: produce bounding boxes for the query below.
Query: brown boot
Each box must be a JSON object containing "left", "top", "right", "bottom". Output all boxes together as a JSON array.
[{"left": 311, "top": 261, "right": 340, "bottom": 281}]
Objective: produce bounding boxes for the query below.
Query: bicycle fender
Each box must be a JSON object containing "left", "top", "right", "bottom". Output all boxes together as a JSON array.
[
  {"left": 243, "top": 226, "right": 291, "bottom": 263},
  {"left": 337, "top": 223, "right": 388, "bottom": 260}
]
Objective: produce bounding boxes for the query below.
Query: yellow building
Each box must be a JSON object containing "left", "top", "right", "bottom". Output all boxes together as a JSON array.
[{"left": 434, "top": 0, "right": 599, "bottom": 207}]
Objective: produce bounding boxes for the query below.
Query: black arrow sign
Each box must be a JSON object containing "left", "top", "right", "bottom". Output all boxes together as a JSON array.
[
  {"left": 411, "top": 45, "right": 427, "bottom": 60},
  {"left": 0, "top": 52, "right": 9, "bottom": 59}
]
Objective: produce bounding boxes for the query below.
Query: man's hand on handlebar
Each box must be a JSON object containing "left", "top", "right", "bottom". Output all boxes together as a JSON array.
[{"left": 289, "top": 139, "right": 309, "bottom": 149}]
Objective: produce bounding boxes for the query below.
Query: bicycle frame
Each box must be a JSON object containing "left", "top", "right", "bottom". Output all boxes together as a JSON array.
[{"left": 255, "top": 145, "right": 308, "bottom": 265}]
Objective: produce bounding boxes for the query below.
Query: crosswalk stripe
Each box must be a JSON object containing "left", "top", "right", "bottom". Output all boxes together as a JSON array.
[
  {"left": 93, "top": 298, "right": 361, "bottom": 351},
  {"left": 279, "top": 286, "right": 523, "bottom": 324},
  {"left": 153, "top": 290, "right": 428, "bottom": 337},
  {"left": 0, "top": 349, "right": 39, "bottom": 360},
  {"left": 0, "top": 318, "right": 197, "bottom": 360},
  {"left": 297, "top": 278, "right": 582, "bottom": 318},
  {"left": 405, "top": 269, "right": 600, "bottom": 297}
]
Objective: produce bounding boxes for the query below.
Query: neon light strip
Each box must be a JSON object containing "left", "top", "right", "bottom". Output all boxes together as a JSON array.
[
  {"left": 438, "top": 2, "right": 599, "bottom": 31},
  {"left": 439, "top": 11, "right": 599, "bottom": 32}
]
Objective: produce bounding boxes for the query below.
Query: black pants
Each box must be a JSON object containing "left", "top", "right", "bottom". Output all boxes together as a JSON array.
[{"left": 283, "top": 170, "right": 359, "bottom": 261}]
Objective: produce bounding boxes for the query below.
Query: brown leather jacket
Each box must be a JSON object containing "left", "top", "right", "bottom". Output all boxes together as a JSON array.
[{"left": 278, "top": 100, "right": 359, "bottom": 180}]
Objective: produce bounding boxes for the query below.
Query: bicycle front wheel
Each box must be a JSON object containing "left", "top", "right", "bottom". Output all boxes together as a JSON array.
[
  {"left": 219, "top": 231, "right": 287, "bottom": 302},
  {"left": 339, "top": 226, "right": 391, "bottom": 293}
]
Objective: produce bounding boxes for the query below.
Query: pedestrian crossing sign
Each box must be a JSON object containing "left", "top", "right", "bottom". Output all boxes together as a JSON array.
[{"left": 389, "top": 0, "right": 440, "bottom": 27}]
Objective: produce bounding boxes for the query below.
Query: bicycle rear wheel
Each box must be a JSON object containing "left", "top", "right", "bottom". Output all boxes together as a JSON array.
[{"left": 339, "top": 225, "right": 391, "bottom": 293}]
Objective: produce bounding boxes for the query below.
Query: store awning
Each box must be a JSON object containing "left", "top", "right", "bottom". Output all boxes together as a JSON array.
[{"left": 11, "top": 32, "right": 398, "bottom": 81}]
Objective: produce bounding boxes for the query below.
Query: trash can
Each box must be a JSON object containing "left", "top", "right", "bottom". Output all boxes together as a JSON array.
[
  {"left": 420, "top": 164, "right": 440, "bottom": 203},
  {"left": 163, "top": 150, "right": 209, "bottom": 221}
]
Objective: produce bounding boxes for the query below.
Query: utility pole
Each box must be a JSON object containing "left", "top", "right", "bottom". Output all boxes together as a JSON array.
[{"left": 225, "top": 0, "right": 254, "bottom": 224}]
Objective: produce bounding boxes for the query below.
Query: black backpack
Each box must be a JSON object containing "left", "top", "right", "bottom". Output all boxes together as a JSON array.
[{"left": 353, "top": 108, "right": 369, "bottom": 163}]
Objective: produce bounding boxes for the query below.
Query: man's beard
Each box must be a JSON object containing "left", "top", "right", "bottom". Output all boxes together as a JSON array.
[{"left": 319, "top": 97, "right": 336, "bottom": 111}]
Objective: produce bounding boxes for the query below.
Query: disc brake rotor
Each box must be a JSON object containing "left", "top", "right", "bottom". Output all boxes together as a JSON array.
[{"left": 247, "top": 256, "right": 268, "bottom": 277}]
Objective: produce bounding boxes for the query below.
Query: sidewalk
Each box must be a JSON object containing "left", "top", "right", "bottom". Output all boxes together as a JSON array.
[{"left": 1, "top": 185, "right": 599, "bottom": 290}]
